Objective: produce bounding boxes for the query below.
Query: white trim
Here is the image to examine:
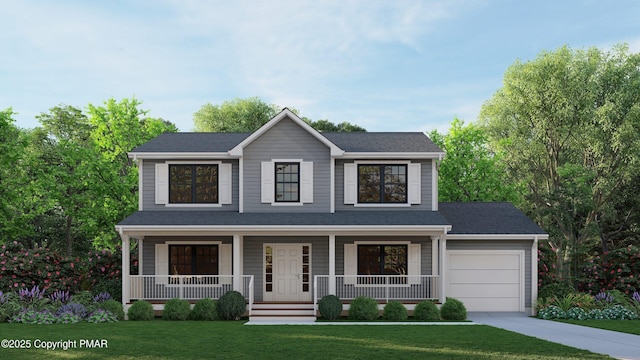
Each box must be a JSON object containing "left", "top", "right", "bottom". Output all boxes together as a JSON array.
[
  {"left": 262, "top": 159, "right": 313, "bottom": 206},
  {"left": 233, "top": 235, "right": 242, "bottom": 291},
  {"left": 439, "top": 237, "right": 446, "bottom": 304},
  {"left": 130, "top": 152, "right": 231, "bottom": 160},
  {"left": 446, "top": 249, "right": 526, "bottom": 312},
  {"left": 137, "top": 237, "right": 144, "bottom": 276},
  {"left": 353, "top": 203, "right": 412, "bottom": 208},
  {"left": 330, "top": 159, "right": 335, "bottom": 213},
  {"left": 239, "top": 158, "right": 244, "bottom": 213},
  {"left": 340, "top": 152, "right": 444, "bottom": 159},
  {"left": 164, "top": 240, "right": 223, "bottom": 245},
  {"left": 229, "top": 109, "right": 344, "bottom": 157},
  {"left": 138, "top": 159, "right": 143, "bottom": 210},
  {"left": 431, "top": 236, "right": 438, "bottom": 276},
  {"left": 328, "top": 235, "right": 336, "bottom": 294},
  {"left": 431, "top": 160, "right": 438, "bottom": 210},
  {"left": 345, "top": 241, "right": 421, "bottom": 287},
  {"left": 445, "top": 234, "right": 549, "bottom": 240},
  {"left": 349, "top": 160, "right": 417, "bottom": 208},
  {"left": 165, "top": 203, "right": 223, "bottom": 208},
  {"left": 116, "top": 225, "right": 452, "bottom": 237}
]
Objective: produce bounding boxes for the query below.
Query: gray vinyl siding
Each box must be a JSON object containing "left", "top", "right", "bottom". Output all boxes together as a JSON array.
[
  {"left": 242, "top": 117, "right": 331, "bottom": 213},
  {"left": 142, "top": 236, "right": 233, "bottom": 275},
  {"left": 335, "top": 236, "right": 433, "bottom": 275},
  {"left": 141, "top": 159, "right": 239, "bottom": 211},
  {"left": 334, "top": 159, "right": 433, "bottom": 211},
  {"left": 243, "top": 236, "right": 329, "bottom": 302},
  {"left": 446, "top": 240, "right": 533, "bottom": 309}
]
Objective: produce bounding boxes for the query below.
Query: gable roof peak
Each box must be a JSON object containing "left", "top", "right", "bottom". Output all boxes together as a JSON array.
[{"left": 228, "top": 108, "right": 344, "bottom": 157}]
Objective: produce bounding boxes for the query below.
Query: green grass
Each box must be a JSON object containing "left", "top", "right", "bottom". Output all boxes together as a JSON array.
[
  {"left": 558, "top": 319, "right": 640, "bottom": 335},
  {"left": 0, "top": 321, "right": 612, "bottom": 360}
]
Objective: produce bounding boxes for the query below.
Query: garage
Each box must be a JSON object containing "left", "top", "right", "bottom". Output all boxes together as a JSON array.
[{"left": 446, "top": 250, "right": 525, "bottom": 312}]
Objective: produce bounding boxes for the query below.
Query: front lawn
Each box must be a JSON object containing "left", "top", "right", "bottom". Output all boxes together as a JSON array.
[
  {"left": 0, "top": 321, "right": 611, "bottom": 359},
  {"left": 558, "top": 319, "right": 640, "bottom": 335}
]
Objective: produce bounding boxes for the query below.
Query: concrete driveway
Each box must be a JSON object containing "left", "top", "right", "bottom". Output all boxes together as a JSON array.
[{"left": 468, "top": 312, "right": 640, "bottom": 360}]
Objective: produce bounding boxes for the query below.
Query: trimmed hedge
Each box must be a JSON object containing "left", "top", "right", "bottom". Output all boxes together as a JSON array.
[
  {"left": 382, "top": 301, "right": 407, "bottom": 321},
  {"left": 348, "top": 296, "right": 379, "bottom": 321},
  {"left": 190, "top": 298, "right": 218, "bottom": 321},
  {"left": 163, "top": 298, "right": 191, "bottom": 321},
  {"left": 318, "top": 295, "right": 342, "bottom": 320},
  {"left": 217, "top": 291, "right": 246, "bottom": 320},
  {"left": 127, "top": 300, "right": 154, "bottom": 321},
  {"left": 441, "top": 297, "right": 466, "bottom": 321},
  {"left": 413, "top": 300, "right": 440, "bottom": 321}
]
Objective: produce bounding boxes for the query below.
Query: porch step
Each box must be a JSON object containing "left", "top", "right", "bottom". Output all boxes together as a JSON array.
[{"left": 249, "top": 303, "right": 316, "bottom": 322}]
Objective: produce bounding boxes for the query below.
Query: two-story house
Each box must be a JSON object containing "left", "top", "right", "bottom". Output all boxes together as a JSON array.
[{"left": 115, "top": 109, "right": 547, "bottom": 320}]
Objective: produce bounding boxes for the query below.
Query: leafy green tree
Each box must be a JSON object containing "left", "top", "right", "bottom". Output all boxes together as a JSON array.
[
  {"left": 193, "top": 97, "right": 365, "bottom": 132},
  {"left": 480, "top": 44, "right": 640, "bottom": 282},
  {"left": 193, "top": 97, "right": 280, "bottom": 132},
  {"left": 0, "top": 109, "right": 28, "bottom": 242},
  {"left": 429, "top": 117, "right": 517, "bottom": 202},
  {"left": 87, "top": 98, "right": 178, "bottom": 248},
  {"left": 303, "top": 118, "right": 366, "bottom": 132}
]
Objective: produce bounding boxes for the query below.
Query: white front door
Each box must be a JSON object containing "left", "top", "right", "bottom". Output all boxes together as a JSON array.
[{"left": 264, "top": 244, "right": 311, "bottom": 302}]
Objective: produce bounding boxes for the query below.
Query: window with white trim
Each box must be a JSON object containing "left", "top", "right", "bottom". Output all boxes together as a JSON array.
[
  {"left": 261, "top": 160, "right": 313, "bottom": 205},
  {"left": 155, "top": 162, "right": 232, "bottom": 206},
  {"left": 344, "top": 242, "right": 421, "bottom": 285},
  {"left": 344, "top": 162, "right": 421, "bottom": 205},
  {"left": 155, "top": 242, "right": 232, "bottom": 285}
]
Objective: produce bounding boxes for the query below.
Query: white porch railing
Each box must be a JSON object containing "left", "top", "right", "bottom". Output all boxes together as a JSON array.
[
  {"left": 129, "top": 275, "right": 254, "bottom": 305},
  {"left": 314, "top": 275, "right": 439, "bottom": 311}
]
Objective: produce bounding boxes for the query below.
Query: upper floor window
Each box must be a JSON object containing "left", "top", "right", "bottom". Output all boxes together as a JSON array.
[
  {"left": 169, "top": 164, "right": 218, "bottom": 203},
  {"left": 275, "top": 162, "right": 299, "bottom": 202},
  {"left": 358, "top": 164, "right": 407, "bottom": 203}
]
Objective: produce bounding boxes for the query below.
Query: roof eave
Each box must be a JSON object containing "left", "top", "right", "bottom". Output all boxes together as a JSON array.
[
  {"left": 128, "top": 152, "right": 233, "bottom": 160},
  {"left": 339, "top": 152, "right": 446, "bottom": 159}
]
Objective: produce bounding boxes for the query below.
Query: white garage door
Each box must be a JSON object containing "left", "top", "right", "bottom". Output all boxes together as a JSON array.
[{"left": 446, "top": 250, "right": 524, "bottom": 312}]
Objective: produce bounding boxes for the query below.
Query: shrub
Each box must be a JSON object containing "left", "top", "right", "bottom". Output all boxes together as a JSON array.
[
  {"left": 413, "top": 300, "right": 440, "bottom": 321},
  {"left": 538, "top": 305, "right": 565, "bottom": 319},
  {"left": 538, "top": 282, "right": 575, "bottom": 300},
  {"left": 217, "top": 291, "right": 246, "bottom": 320},
  {"left": 382, "top": 301, "right": 407, "bottom": 321},
  {"left": 163, "top": 298, "right": 191, "bottom": 321},
  {"left": 127, "top": 300, "right": 155, "bottom": 321},
  {"left": 440, "top": 297, "right": 466, "bottom": 321},
  {"left": 565, "top": 307, "right": 588, "bottom": 320},
  {"left": 578, "top": 244, "right": 640, "bottom": 295},
  {"left": 318, "top": 295, "right": 342, "bottom": 320},
  {"left": 348, "top": 296, "right": 379, "bottom": 321},
  {"left": 56, "top": 312, "right": 82, "bottom": 324},
  {"left": 100, "top": 300, "right": 125, "bottom": 321},
  {"left": 0, "top": 292, "right": 21, "bottom": 323},
  {"left": 11, "top": 309, "right": 57, "bottom": 324},
  {"left": 86, "top": 309, "right": 118, "bottom": 323},
  {"left": 55, "top": 302, "right": 88, "bottom": 318},
  {"left": 602, "top": 305, "right": 637, "bottom": 320},
  {"left": 189, "top": 298, "right": 218, "bottom": 321}
]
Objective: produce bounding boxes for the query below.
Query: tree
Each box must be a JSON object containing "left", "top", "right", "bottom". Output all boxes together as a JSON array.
[
  {"left": 0, "top": 108, "right": 28, "bottom": 242},
  {"left": 193, "top": 97, "right": 366, "bottom": 132},
  {"left": 428, "top": 117, "right": 517, "bottom": 202},
  {"left": 303, "top": 118, "right": 366, "bottom": 132},
  {"left": 193, "top": 97, "right": 280, "bottom": 132},
  {"left": 87, "top": 98, "right": 178, "bottom": 248},
  {"left": 480, "top": 44, "right": 640, "bottom": 282}
]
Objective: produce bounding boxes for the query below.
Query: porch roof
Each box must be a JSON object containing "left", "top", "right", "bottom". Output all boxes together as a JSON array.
[{"left": 117, "top": 210, "right": 450, "bottom": 227}]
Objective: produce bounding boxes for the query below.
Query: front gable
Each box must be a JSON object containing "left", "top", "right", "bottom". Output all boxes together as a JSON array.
[{"left": 229, "top": 108, "right": 344, "bottom": 157}]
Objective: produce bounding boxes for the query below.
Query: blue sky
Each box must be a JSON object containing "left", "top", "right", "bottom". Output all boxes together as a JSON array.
[{"left": 2, "top": 0, "right": 639, "bottom": 133}]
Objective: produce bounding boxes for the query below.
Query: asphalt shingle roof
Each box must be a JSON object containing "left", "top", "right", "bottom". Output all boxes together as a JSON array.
[
  {"left": 130, "top": 132, "right": 443, "bottom": 154},
  {"left": 117, "top": 210, "right": 450, "bottom": 227},
  {"left": 438, "top": 202, "right": 546, "bottom": 235}
]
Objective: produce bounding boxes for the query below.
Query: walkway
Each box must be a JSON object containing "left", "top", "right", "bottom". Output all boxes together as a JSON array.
[{"left": 468, "top": 312, "right": 640, "bottom": 360}]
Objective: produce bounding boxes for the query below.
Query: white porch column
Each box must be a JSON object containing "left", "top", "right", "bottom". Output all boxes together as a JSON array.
[
  {"left": 431, "top": 236, "right": 439, "bottom": 299},
  {"left": 233, "top": 235, "right": 242, "bottom": 292},
  {"left": 438, "top": 236, "right": 446, "bottom": 304},
  {"left": 121, "top": 235, "right": 131, "bottom": 307},
  {"left": 137, "top": 237, "right": 144, "bottom": 275},
  {"left": 328, "top": 235, "right": 336, "bottom": 294}
]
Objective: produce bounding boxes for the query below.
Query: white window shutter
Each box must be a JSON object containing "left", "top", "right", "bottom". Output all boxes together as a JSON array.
[
  {"left": 219, "top": 163, "right": 232, "bottom": 204},
  {"left": 155, "top": 244, "right": 168, "bottom": 285},
  {"left": 219, "top": 244, "right": 232, "bottom": 285},
  {"left": 261, "top": 161, "right": 274, "bottom": 203},
  {"left": 300, "top": 161, "right": 313, "bottom": 203},
  {"left": 408, "top": 244, "right": 421, "bottom": 285},
  {"left": 155, "top": 163, "right": 168, "bottom": 205},
  {"left": 343, "top": 163, "right": 357, "bottom": 204},
  {"left": 344, "top": 244, "right": 357, "bottom": 285},
  {"left": 408, "top": 163, "right": 421, "bottom": 205}
]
